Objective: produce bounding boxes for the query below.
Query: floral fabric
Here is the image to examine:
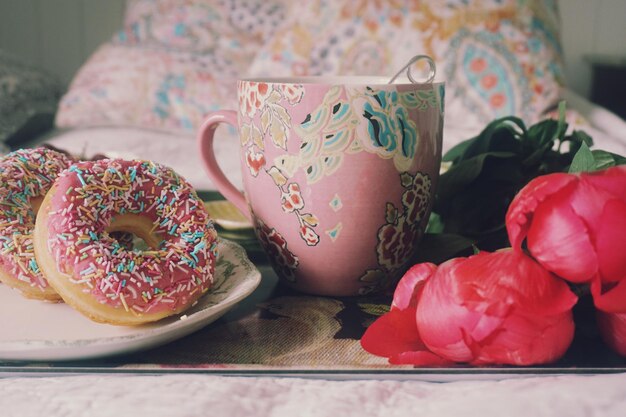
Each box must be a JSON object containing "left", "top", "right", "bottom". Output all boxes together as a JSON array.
[
  {"left": 248, "top": 0, "right": 565, "bottom": 126},
  {"left": 56, "top": 0, "right": 288, "bottom": 133},
  {"left": 56, "top": 44, "right": 238, "bottom": 132},
  {"left": 57, "top": 0, "right": 565, "bottom": 134},
  {"left": 117, "top": 0, "right": 288, "bottom": 58}
]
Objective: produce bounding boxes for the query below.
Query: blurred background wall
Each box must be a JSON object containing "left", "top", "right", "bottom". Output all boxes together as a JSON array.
[{"left": 0, "top": 0, "right": 625, "bottom": 99}]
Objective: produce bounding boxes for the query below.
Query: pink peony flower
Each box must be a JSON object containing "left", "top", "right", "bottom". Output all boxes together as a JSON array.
[
  {"left": 360, "top": 263, "right": 452, "bottom": 366},
  {"left": 417, "top": 250, "right": 577, "bottom": 365},
  {"left": 361, "top": 250, "right": 577, "bottom": 366},
  {"left": 506, "top": 166, "right": 626, "bottom": 313}
]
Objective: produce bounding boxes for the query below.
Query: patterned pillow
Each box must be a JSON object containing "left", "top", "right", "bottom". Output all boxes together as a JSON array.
[
  {"left": 248, "top": 0, "right": 565, "bottom": 126},
  {"left": 117, "top": 0, "right": 288, "bottom": 55},
  {"left": 56, "top": 43, "right": 238, "bottom": 132},
  {"left": 56, "top": 0, "right": 288, "bottom": 133},
  {"left": 0, "top": 50, "right": 63, "bottom": 145}
]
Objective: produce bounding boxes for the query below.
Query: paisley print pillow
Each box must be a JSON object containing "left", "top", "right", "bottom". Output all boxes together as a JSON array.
[
  {"left": 248, "top": 0, "right": 565, "bottom": 126},
  {"left": 57, "top": 0, "right": 288, "bottom": 133},
  {"left": 116, "top": 0, "right": 288, "bottom": 59},
  {"left": 56, "top": 44, "right": 238, "bottom": 132}
]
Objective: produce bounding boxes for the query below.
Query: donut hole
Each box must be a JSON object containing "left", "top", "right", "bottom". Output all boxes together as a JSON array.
[
  {"left": 107, "top": 214, "right": 163, "bottom": 252},
  {"left": 30, "top": 196, "right": 44, "bottom": 216},
  {"left": 109, "top": 231, "right": 139, "bottom": 251}
]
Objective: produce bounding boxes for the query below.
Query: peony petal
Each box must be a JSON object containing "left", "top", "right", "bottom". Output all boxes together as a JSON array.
[
  {"left": 473, "top": 311, "right": 574, "bottom": 366},
  {"left": 506, "top": 173, "right": 576, "bottom": 250},
  {"left": 468, "top": 312, "right": 508, "bottom": 342},
  {"left": 595, "top": 199, "right": 626, "bottom": 283},
  {"left": 455, "top": 250, "right": 577, "bottom": 316},
  {"left": 416, "top": 250, "right": 577, "bottom": 366},
  {"left": 392, "top": 262, "right": 437, "bottom": 311},
  {"left": 568, "top": 175, "right": 620, "bottom": 232},
  {"left": 360, "top": 308, "right": 425, "bottom": 359},
  {"left": 597, "top": 310, "right": 626, "bottom": 357},
  {"left": 592, "top": 277, "right": 626, "bottom": 313},
  {"left": 583, "top": 166, "right": 626, "bottom": 201},
  {"left": 390, "top": 350, "right": 454, "bottom": 366},
  {"left": 416, "top": 258, "right": 481, "bottom": 363},
  {"left": 501, "top": 250, "right": 578, "bottom": 316},
  {"left": 527, "top": 189, "right": 598, "bottom": 283}
]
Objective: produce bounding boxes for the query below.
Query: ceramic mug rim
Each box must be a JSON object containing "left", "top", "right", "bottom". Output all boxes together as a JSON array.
[{"left": 239, "top": 76, "right": 445, "bottom": 87}]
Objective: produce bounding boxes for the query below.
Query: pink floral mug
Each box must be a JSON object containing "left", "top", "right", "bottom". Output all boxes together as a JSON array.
[{"left": 198, "top": 76, "right": 444, "bottom": 296}]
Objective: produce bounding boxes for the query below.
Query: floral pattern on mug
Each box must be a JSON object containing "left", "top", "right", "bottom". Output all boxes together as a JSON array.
[
  {"left": 281, "top": 183, "right": 305, "bottom": 213},
  {"left": 295, "top": 86, "right": 360, "bottom": 184},
  {"left": 244, "top": 146, "right": 266, "bottom": 177},
  {"left": 239, "top": 82, "right": 272, "bottom": 118},
  {"left": 236, "top": 80, "right": 439, "bottom": 291},
  {"left": 271, "top": 175, "right": 320, "bottom": 246},
  {"left": 300, "top": 224, "right": 320, "bottom": 246},
  {"left": 377, "top": 215, "right": 418, "bottom": 272},
  {"left": 239, "top": 81, "right": 305, "bottom": 150},
  {"left": 353, "top": 88, "right": 418, "bottom": 172},
  {"left": 358, "top": 171, "right": 432, "bottom": 294},
  {"left": 240, "top": 122, "right": 264, "bottom": 149},
  {"left": 255, "top": 218, "right": 299, "bottom": 282},
  {"left": 290, "top": 86, "right": 436, "bottom": 184},
  {"left": 282, "top": 84, "right": 306, "bottom": 105},
  {"left": 239, "top": 82, "right": 322, "bottom": 248},
  {"left": 401, "top": 170, "right": 432, "bottom": 225},
  {"left": 263, "top": 166, "right": 321, "bottom": 247}
]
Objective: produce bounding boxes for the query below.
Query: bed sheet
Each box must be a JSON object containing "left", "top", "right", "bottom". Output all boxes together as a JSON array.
[
  {"left": 25, "top": 89, "right": 626, "bottom": 195},
  {"left": 25, "top": 125, "right": 242, "bottom": 192},
  {"left": 1, "top": 372, "right": 626, "bottom": 417}
]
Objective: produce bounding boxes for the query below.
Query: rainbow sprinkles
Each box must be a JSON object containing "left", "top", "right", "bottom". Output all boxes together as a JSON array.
[
  {"left": 0, "top": 148, "right": 74, "bottom": 300},
  {"left": 39, "top": 158, "right": 218, "bottom": 318}
]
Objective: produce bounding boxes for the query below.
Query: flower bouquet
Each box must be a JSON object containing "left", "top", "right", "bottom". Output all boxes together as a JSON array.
[{"left": 361, "top": 103, "right": 626, "bottom": 366}]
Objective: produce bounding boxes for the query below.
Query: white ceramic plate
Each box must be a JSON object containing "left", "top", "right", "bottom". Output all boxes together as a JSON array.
[{"left": 0, "top": 239, "right": 261, "bottom": 361}]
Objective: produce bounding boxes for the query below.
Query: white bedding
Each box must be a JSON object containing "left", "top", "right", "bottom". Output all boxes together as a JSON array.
[
  {"left": 27, "top": 125, "right": 243, "bottom": 192},
  {"left": 1, "top": 373, "right": 626, "bottom": 417},
  {"left": 24, "top": 89, "right": 626, "bottom": 195}
]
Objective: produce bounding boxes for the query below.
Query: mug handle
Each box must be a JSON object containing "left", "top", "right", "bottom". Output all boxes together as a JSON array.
[{"left": 197, "top": 110, "right": 251, "bottom": 221}]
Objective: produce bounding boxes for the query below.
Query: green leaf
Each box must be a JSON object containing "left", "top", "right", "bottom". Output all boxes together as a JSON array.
[
  {"left": 414, "top": 233, "right": 475, "bottom": 264},
  {"left": 569, "top": 142, "right": 595, "bottom": 173},
  {"left": 556, "top": 100, "right": 568, "bottom": 140},
  {"left": 437, "top": 151, "right": 517, "bottom": 202},
  {"left": 433, "top": 109, "right": 625, "bottom": 260},
  {"left": 526, "top": 119, "right": 559, "bottom": 148},
  {"left": 591, "top": 150, "right": 626, "bottom": 170},
  {"left": 571, "top": 130, "right": 594, "bottom": 147},
  {"left": 444, "top": 116, "right": 526, "bottom": 163},
  {"left": 442, "top": 139, "right": 473, "bottom": 162},
  {"left": 522, "top": 139, "right": 556, "bottom": 167},
  {"left": 464, "top": 119, "right": 525, "bottom": 159},
  {"left": 426, "top": 212, "right": 444, "bottom": 233}
]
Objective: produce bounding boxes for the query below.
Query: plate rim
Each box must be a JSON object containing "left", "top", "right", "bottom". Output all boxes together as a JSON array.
[{"left": 0, "top": 238, "right": 261, "bottom": 361}]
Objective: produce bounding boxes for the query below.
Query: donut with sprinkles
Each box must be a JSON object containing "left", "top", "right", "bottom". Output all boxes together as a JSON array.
[
  {"left": 33, "top": 158, "right": 218, "bottom": 325},
  {"left": 0, "top": 147, "right": 74, "bottom": 301}
]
